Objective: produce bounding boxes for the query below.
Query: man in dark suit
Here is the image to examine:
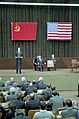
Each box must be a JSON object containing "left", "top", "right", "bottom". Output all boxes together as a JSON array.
[
  {"left": 15, "top": 47, "right": 23, "bottom": 74},
  {"left": 36, "top": 77, "right": 47, "bottom": 89},
  {"left": 11, "top": 94, "right": 25, "bottom": 109},
  {"left": 33, "top": 57, "right": 38, "bottom": 71},
  {"left": 42, "top": 84, "right": 52, "bottom": 101},
  {"left": 20, "top": 77, "right": 29, "bottom": 91},
  {"left": 25, "top": 94, "right": 40, "bottom": 115}
]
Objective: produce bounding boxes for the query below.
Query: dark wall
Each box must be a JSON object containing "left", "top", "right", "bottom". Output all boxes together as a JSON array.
[{"left": 0, "top": 1, "right": 79, "bottom": 59}]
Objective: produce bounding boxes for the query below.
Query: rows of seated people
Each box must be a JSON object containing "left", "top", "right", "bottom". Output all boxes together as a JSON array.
[{"left": 0, "top": 76, "right": 78, "bottom": 119}]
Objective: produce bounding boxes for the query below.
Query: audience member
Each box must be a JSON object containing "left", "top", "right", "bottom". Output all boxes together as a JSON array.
[
  {"left": 25, "top": 94, "right": 40, "bottom": 115},
  {"left": 5, "top": 102, "right": 16, "bottom": 119},
  {"left": 33, "top": 101, "right": 55, "bottom": 119},
  {"left": 12, "top": 83, "right": 21, "bottom": 95},
  {"left": 11, "top": 94, "right": 25, "bottom": 109},
  {"left": 0, "top": 77, "right": 5, "bottom": 87},
  {"left": 72, "top": 100, "right": 78, "bottom": 108},
  {"left": 42, "top": 84, "right": 52, "bottom": 101},
  {"left": 0, "top": 104, "right": 5, "bottom": 119},
  {"left": 35, "top": 76, "right": 43, "bottom": 86},
  {"left": 10, "top": 77, "right": 15, "bottom": 86},
  {"left": 20, "top": 77, "right": 29, "bottom": 91},
  {"left": 31, "top": 87, "right": 43, "bottom": 100},
  {"left": 3, "top": 80, "right": 11, "bottom": 91},
  {"left": 46, "top": 103, "right": 52, "bottom": 111},
  {"left": 32, "top": 80, "right": 37, "bottom": 88},
  {"left": 61, "top": 99, "right": 78, "bottom": 118},
  {"left": 36, "top": 77, "right": 47, "bottom": 89},
  {"left": 24, "top": 82, "right": 35, "bottom": 95},
  {"left": 5, "top": 87, "right": 17, "bottom": 101},
  {"left": 48, "top": 91, "right": 64, "bottom": 113}
]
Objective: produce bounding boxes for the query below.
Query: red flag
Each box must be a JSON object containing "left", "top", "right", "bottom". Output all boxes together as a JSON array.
[
  {"left": 11, "top": 22, "right": 37, "bottom": 40},
  {"left": 47, "top": 22, "right": 72, "bottom": 41}
]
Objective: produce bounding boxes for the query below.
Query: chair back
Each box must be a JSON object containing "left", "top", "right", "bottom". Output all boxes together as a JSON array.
[
  {"left": 0, "top": 111, "right": 2, "bottom": 119},
  {"left": 63, "top": 117, "right": 76, "bottom": 119},
  {"left": 28, "top": 109, "right": 40, "bottom": 118},
  {"left": 71, "top": 59, "right": 77, "bottom": 67},
  {"left": 0, "top": 96, "right": 4, "bottom": 103}
]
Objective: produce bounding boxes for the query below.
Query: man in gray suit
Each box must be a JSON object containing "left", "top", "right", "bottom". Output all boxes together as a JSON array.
[
  {"left": 48, "top": 91, "right": 64, "bottom": 113},
  {"left": 61, "top": 99, "right": 78, "bottom": 118}
]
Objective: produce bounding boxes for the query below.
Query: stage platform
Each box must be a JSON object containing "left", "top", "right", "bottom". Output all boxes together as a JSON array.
[{"left": 0, "top": 68, "right": 72, "bottom": 76}]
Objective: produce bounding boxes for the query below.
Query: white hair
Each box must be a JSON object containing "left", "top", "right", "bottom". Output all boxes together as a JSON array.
[
  {"left": 21, "top": 77, "right": 26, "bottom": 82},
  {"left": 18, "top": 47, "right": 21, "bottom": 53},
  {"left": 72, "top": 100, "right": 78, "bottom": 107},
  {"left": 9, "top": 87, "right": 16, "bottom": 93},
  {"left": 10, "top": 77, "right": 14, "bottom": 81},
  {"left": 0, "top": 77, "right": 2, "bottom": 81},
  {"left": 39, "top": 76, "right": 43, "bottom": 81}
]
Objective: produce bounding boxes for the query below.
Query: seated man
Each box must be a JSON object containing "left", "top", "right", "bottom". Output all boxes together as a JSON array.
[
  {"left": 33, "top": 102, "right": 55, "bottom": 119},
  {"left": 37, "top": 55, "right": 44, "bottom": 71},
  {"left": 51, "top": 54, "right": 56, "bottom": 71},
  {"left": 61, "top": 99, "right": 78, "bottom": 118},
  {"left": 25, "top": 94, "right": 40, "bottom": 115},
  {"left": 33, "top": 57, "right": 38, "bottom": 71}
]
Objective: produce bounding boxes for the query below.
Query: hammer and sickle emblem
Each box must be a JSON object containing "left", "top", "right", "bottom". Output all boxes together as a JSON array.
[{"left": 14, "top": 25, "right": 20, "bottom": 32}]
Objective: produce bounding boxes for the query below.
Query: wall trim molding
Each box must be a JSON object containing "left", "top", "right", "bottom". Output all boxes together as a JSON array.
[{"left": 0, "top": 2, "right": 79, "bottom": 7}]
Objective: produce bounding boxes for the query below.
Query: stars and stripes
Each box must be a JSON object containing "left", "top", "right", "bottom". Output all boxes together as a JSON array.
[{"left": 47, "top": 22, "right": 72, "bottom": 41}]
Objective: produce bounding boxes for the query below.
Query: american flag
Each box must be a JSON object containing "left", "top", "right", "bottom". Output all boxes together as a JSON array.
[{"left": 47, "top": 22, "right": 72, "bottom": 41}]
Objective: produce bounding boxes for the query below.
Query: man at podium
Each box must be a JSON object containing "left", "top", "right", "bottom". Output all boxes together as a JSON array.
[{"left": 15, "top": 47, "right": 23, "bottom": 73}]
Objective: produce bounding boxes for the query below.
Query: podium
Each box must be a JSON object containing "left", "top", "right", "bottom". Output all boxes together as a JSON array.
[{"left": 15, "top": 56, "right": 23, "bottom": 73}]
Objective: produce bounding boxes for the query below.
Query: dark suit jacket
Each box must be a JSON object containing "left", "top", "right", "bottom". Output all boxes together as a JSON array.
[
  {"left": 11, "top": 99, "right": 25, "bottom": 109},
  {"left": 21, "top": 81, "right": 29, "bottom": 91},
  {"left": 25, "top": 99, "right": 40, "bottom": 115},
  {"left": 42, "top": 88, "right": 52, "bottom": 100},
  {"left": 12, "top": 115, "right": 31, "bottom": 119},
  {"left": 25, "top": 86, "right": 35, "bottom": 95},
  {"left": 37, "top": 82, "right": 47, "bottom": 89},
  {"left": 5, "top": 111, "right": 15, "bottom": 119},
  {"left": 15, "top": 50, "right": 23, "bottom": 58}
]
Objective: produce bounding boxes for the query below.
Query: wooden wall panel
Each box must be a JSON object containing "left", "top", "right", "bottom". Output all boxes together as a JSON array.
[{"left": 0, "top": 57, "right": 73, "bottom": 69}]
